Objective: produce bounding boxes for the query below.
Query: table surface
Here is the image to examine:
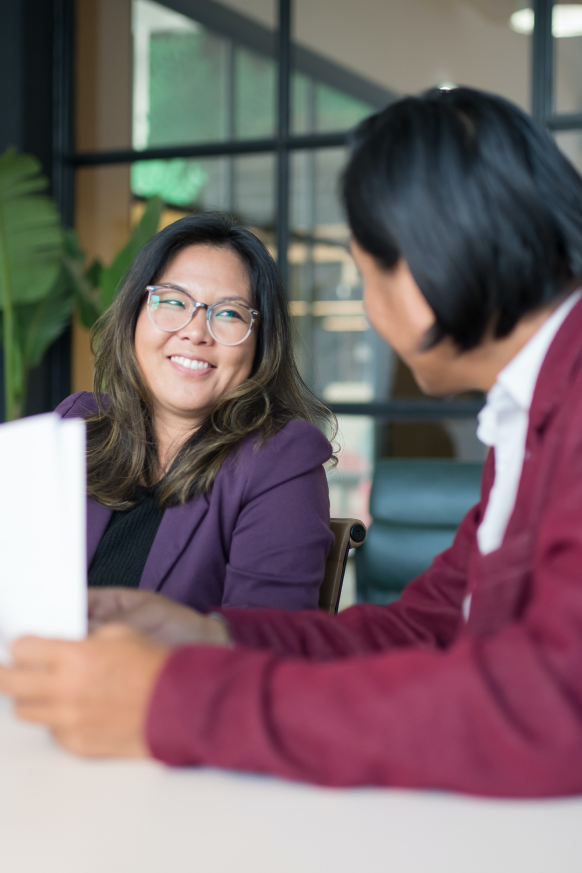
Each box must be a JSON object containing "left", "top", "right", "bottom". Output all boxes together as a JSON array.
[{"left": 1, "top": 696, "right": 581, "bottom": 873}]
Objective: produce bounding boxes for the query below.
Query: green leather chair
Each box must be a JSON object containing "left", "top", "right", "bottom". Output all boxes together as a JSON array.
[{"left": 356, "top": 459, "right": 483, "bottom": 605}]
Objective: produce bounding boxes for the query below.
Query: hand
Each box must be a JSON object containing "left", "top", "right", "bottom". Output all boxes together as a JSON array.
[
  {"left": 0, "top": 625, "right": 169, "bottom": 758},
  {"left": 88, "top": 588, "right": 232, "bottom": 647}
]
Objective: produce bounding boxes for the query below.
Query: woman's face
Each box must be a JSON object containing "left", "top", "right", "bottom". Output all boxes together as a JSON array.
[{"left": 134, "top": 244, "right": 257, "bottom": 428}]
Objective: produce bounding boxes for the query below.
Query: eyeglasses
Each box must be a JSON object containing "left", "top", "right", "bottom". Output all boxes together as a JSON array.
[{"left": 146, "top": 285, "right": 259, "bottom": 346}]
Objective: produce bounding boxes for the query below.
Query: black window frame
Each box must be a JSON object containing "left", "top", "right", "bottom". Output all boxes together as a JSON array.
[{"left": 52, "top": 0, "right": 578, "bottom": 424}]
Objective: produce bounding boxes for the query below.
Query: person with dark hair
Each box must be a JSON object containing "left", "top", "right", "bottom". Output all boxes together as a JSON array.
[
  {"left": 56, "top": 213, "right": 335, "bottom": 611},
  {"left": 4, "top": 87, "right": 582, "bottom": 797}
]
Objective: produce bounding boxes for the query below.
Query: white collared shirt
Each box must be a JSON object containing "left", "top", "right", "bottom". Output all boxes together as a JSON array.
[
  {"left": 476, "top": 290, "right": 582, "bottom": 557},
  {"left": 461, "top": 291, "right": 581, "bottom": 622}
]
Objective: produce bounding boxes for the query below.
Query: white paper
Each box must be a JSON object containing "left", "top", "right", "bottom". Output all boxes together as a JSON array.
[{"left": 0, "top": 413, "right": 87, "bottom": 661}]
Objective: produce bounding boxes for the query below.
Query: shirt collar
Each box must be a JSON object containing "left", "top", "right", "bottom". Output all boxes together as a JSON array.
[
  {"left": 477, "top": 290, "right": 582, "bottom": 446},
  {"left": 496, "top": 290, "right": 582, "bottom": 412}
]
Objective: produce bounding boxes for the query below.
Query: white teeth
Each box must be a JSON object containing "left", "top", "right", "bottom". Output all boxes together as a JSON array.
[{"left": 170, "top": 356, "right": 211, "bottom": 370}]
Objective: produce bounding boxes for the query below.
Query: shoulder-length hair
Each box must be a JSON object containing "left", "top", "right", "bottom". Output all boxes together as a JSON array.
[
  {"left": 85, "top": 212, "right": 335, "bottom": 509},
  {"left": 343, "top": 87, "right": 582, "bottom": 350}
]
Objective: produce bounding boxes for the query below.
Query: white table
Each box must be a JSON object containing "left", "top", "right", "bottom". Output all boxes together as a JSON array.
[{"left": 1, "top": 697, "right": 580, "bottom": 873}]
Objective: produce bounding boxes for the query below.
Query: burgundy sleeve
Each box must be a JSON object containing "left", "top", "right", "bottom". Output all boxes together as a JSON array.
[
  {"left": 146, "top": 468, "right": 582, "bottom": 795},
  {"left": 217, "top": 492, "right": 483, "bottom": 659}
]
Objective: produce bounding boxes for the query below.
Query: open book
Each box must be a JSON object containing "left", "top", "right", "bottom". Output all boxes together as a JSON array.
[{"left": 0, "top": 413, "right": 87, "bottom": 662}]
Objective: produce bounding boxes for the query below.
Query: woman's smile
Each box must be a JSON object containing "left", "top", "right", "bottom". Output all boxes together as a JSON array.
[
  {"left": 168, "top": 355, "right": 215, "bottom": 373},
  {"left": 134, "top": 244, "right": 257, "bottom": 429}
]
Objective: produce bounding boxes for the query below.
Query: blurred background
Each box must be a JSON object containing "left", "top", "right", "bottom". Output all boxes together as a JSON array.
[{"left": 1, "top": 0, "right": 580, "bottom": 601}]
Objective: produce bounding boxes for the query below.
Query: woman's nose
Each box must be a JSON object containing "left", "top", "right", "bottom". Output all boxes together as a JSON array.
[{"left": 179, "top": 307, "right": 213, "bottom": 343}]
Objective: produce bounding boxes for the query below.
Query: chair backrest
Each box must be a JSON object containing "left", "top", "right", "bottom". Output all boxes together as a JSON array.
[
  {"left": 356, "top": 459, "right": 482, "bottom": 605},
  {"left": 319, "top": 518, "right": 367, "bottom": 614}
]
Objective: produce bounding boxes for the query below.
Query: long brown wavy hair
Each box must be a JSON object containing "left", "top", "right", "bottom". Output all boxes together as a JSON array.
[{"left": 85, "top": 213, "right": 336, "bottom": 509}]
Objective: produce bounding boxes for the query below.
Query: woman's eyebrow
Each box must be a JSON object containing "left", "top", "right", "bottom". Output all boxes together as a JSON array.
[
  {"left": 157, "top": 286, "right": 248, "bottom": 303},
  {"left": 214, "top": 295, "right": 252, "bottom": 305},
  {"left": 157, "top": 282, "right": 188, "bottom": 292}
]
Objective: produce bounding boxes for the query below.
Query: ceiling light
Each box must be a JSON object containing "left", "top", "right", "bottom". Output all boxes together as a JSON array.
[{"left": 510, "top": 5, "right": 582, "bottom": 38}]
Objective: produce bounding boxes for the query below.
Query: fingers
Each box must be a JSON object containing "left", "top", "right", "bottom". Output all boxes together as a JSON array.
[
  {"left": 15, "top": 702, "right": 59, "bottom": 724},
  {"left": 11, "top": 636, "right": 67, "bottom": 669},
  {"left": 87, "top": 590, "right": 220, "bottom": 647},
  {"left": 0, "top": 663, "right": 17, "bottom": 695},
  {"left": 89, "top": 592, "right": 176, "bottom": 640},
  {"left": 1, "top": 629, "right": 168, "bottom": 759},
  {"left": 0, "top": 668, "right": 56, "bottom": 699},
  {"left": 50, "top": 726, "right": 150, "bottom": 759},
  {"left": 0, "top": 636, "right": 69, "bottom": 702},
  {"left": 0, "top": 638, "right": 81, "bottom": 704},
  {"left": 88, "top": 588, "right": 147, "bottom": 621},
  {"left": 93, "top": 623, "right": 141, "bottom": 641},
  {"left": 87, "top": 591, "right": 170, "bottom": 639}
]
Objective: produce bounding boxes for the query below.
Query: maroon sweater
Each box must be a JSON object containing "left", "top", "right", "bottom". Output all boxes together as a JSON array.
[{"left": 146, "top": 297, "right": 582, "bottom": 797}]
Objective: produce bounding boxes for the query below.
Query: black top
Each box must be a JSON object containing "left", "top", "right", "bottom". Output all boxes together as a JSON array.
[{"left": 88, "top": 487, "right": 165, "bottom": 589}]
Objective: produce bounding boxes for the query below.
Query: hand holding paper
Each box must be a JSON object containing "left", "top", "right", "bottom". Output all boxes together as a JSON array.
[{"left": 0, "top": 413, "right": 87, "bottom": 662}]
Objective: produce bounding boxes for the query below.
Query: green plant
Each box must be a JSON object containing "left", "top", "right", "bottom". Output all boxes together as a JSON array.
[
  {"left": 0, "top": 143, "right": 164, "bottom": 421},
  {"left": 0, "top": 149, "right": 66, "bottom": 421},
  {"left": 73, "top": 196, "right": 164, "bottom": 330}
]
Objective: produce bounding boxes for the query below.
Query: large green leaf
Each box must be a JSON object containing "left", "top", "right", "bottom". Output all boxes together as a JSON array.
[
  {"left": 99, "top": 196, "right": 163, "bottom": 310},
  {"left": 61, "top": 229, "right": 103, "bottom": 329},
  {"left": 17, "top": 266, "right": 75, "bottom": 373},
  {"left": 0, "top": 149, "right": 63, "bottom": 309},
  {"left": 0, "top": 148, "right": 65, "bottom": 420}
]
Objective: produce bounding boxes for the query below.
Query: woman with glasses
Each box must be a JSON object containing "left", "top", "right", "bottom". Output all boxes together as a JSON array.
[{"left": 56, "top": 213, "right": 335, "bottom": 611}]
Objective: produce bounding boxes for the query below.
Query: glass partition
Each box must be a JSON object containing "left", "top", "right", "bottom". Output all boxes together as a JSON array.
[
  {"left": 555, "top": 130, "right": 582, "bottom": 175},
  {"left": 130, "top": 153, "right": 275, "bottom": 228},
  {"left": 132, "top": 0, "right": 278, "bottom": 149}
]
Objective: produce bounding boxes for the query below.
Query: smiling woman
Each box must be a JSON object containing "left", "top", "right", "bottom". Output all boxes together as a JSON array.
[
  {"left": 56, "top": 214, "right": 336, "bottom": 612},
  {"left": 134, "top": 245, "right": 260, "bottom": 471}
]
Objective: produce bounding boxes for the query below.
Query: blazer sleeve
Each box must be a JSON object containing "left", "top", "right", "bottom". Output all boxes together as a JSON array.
[
  {"left": 220, "top": 420, "right": 334, "bottom": 610},
  {"left": 146, "top": 458, "right": 582, "bottom": 796},
  {"left": 55, "top": 391, "right": 98, "bottom": 419},
  {"left": 214, "top": 455, "right": 490, "bottom": 655}
]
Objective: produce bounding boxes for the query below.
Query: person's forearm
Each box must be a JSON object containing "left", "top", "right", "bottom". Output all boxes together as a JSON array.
[
  {"left": 219, "top": 502, "right": 478, "bottom": 660},
  {"left": 220, "top": 536, "right": 472, "bottom": 660},
  {"left": 146, "top": 630, "right": 582, "bottom": 796}
]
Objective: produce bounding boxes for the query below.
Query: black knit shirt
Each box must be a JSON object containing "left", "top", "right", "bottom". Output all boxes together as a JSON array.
[{"left": 88, "top": 487, "right": 165, "bottom": 588}]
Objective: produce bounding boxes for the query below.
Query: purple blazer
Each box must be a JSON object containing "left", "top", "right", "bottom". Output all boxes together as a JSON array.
[{"left": 56, "top": 392, "right": 334, "bottom": 611}]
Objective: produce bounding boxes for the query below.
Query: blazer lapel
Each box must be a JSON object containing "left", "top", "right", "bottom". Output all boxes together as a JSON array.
[
  {"left": 139, "top": 496, "right": 209, "bottom": 592},
  {"left": 86, "top": 497, "right": 112, "bottom": 569}
]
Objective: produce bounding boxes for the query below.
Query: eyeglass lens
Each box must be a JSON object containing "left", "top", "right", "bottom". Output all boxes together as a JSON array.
[{"left": 149, "top": 288, "right": 253, "bottom": 345}]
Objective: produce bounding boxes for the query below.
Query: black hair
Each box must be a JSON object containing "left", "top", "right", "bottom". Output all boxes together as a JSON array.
[{"left": 343, "top": 87, "right": 582, "bottom": 350}]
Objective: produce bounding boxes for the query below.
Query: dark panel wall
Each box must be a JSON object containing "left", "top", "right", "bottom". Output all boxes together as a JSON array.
[{"left": 0, "top": 0, "right": 71, "bottom": 421}]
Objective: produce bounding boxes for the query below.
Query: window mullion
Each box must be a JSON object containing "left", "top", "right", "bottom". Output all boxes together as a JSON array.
[
  {"left": 276, "top": 0, "right": 292, "bottom": 293},
  {"left": 532, "top": 0, "right": 554, "bottom": 124}
]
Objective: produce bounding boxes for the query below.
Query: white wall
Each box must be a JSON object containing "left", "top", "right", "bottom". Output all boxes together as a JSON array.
[{"left": 223, "top": 0, "right": 530, "bottom": 108}]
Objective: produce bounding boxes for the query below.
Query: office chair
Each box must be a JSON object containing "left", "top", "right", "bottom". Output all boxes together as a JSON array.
[
  {"left": 319, "top": 518, "right": 367, "bottom": 614},
  {"left": 356, "top": 459, "right": 482, "bottom": 605}
]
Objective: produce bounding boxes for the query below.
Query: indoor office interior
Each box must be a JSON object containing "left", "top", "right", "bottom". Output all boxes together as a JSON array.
[{"left": 3, "top": 0, "right": 582, "bottom": 607}]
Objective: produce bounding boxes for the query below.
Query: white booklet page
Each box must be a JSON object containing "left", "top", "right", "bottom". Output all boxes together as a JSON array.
[{"left": 0, "top": 413, "right": 87, "bottom": 662}]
